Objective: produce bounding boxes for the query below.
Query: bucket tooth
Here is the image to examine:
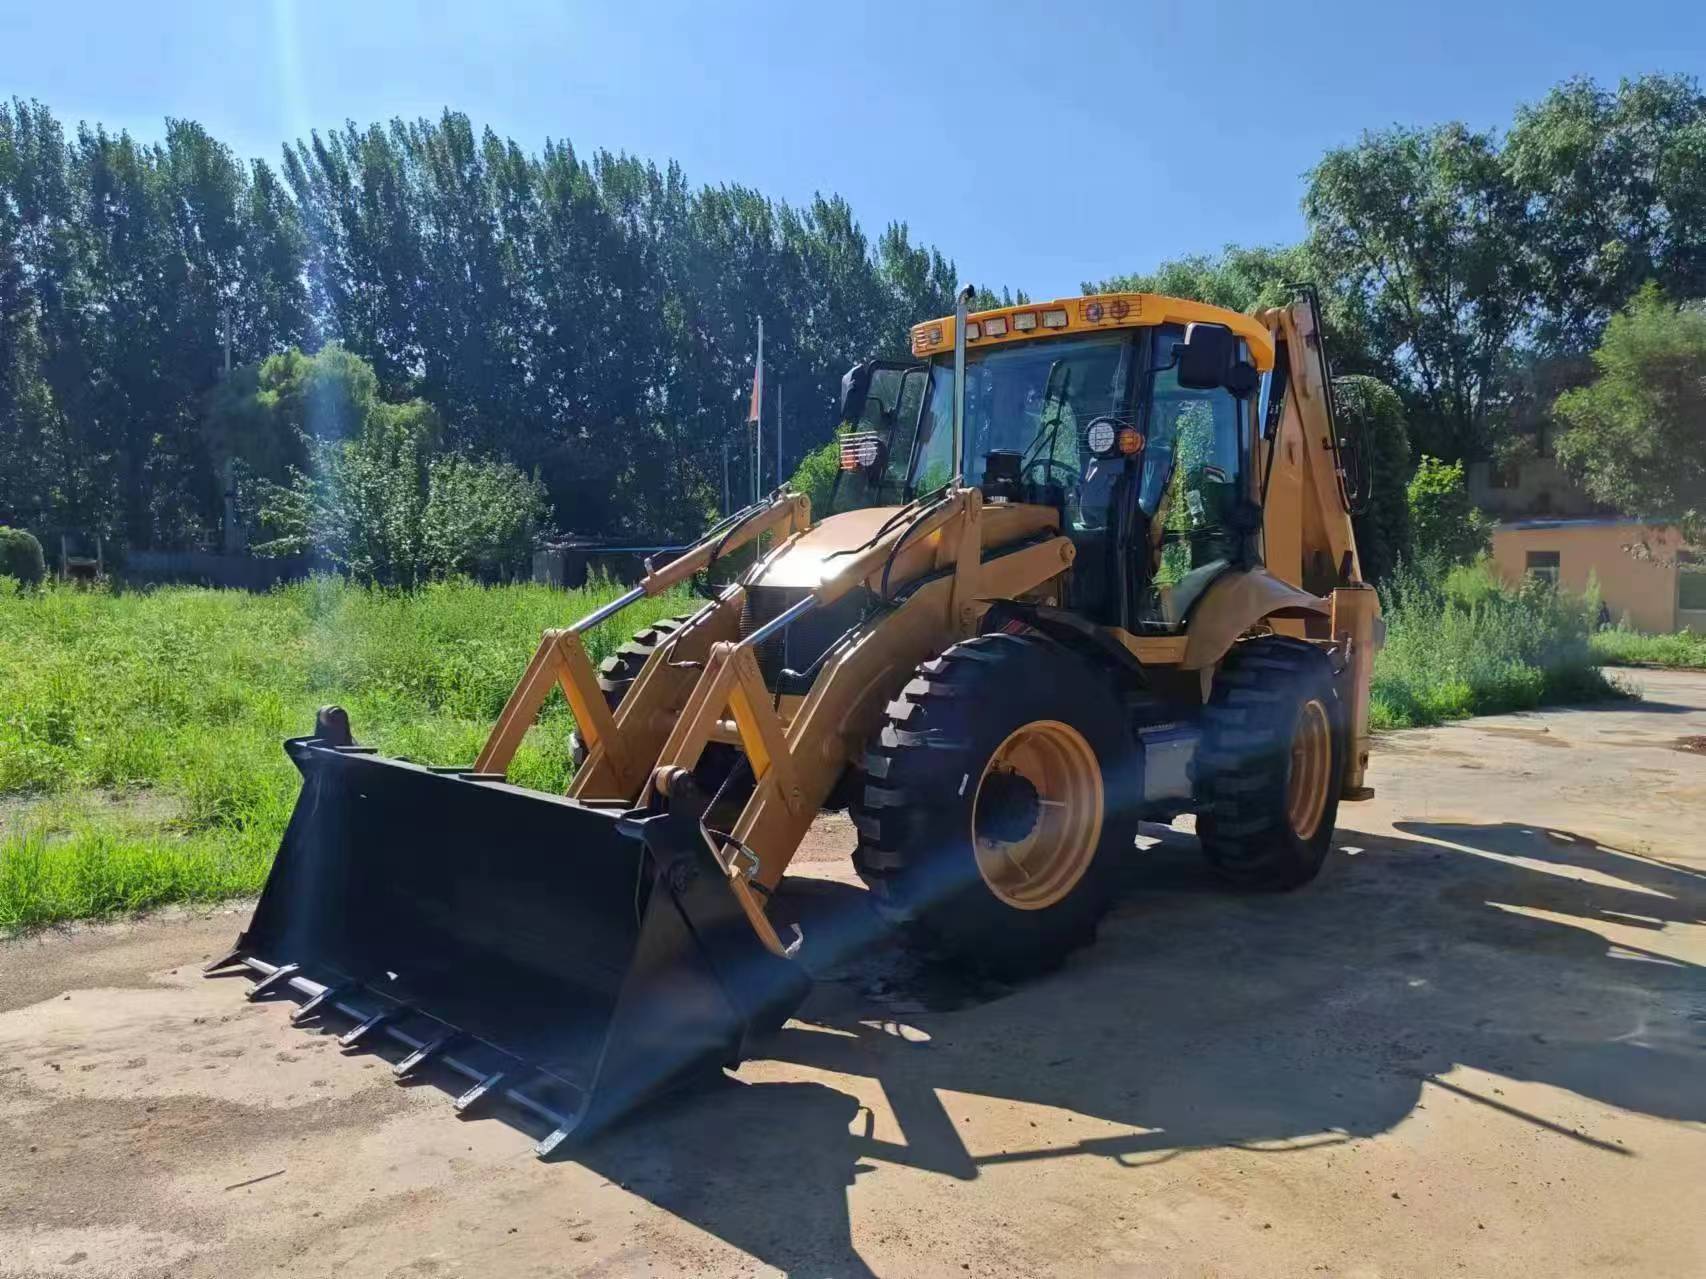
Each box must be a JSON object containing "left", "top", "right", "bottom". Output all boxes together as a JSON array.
[
  {"left": 203, "top": 946, "right": 247, "bottom": 974},
  {"left": 534, "top": 1126, "right": 572, "bottom": 1160},
  {"left": 454, "top": 1070, "right": 508, "bottom": 1114},
  {"left": 291, "top": 983, "right": 353, "bottom": 1025},
  {"left": 246, "top": 963, "right": 301, "bottom": 1001},
  {"left": 393, "top": 1031, "right": 459, "bottom": 1079},
  {"left": 339, "top": 1005, "right": 399, "bottom": 1048}
]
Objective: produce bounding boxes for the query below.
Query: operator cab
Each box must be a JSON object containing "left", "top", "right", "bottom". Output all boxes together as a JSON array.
[{"left": 835, "top": 301, "right": 1264, "bottom": 633}]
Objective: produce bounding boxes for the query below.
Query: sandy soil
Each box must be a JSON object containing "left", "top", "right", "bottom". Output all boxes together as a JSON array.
[{"left": 2, "top": 671, "right": 1703, "bottom": 1278}]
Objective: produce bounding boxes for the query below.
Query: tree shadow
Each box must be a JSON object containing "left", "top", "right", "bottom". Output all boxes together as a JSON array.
[
  {"left": 1549, "top": 696, "right": 1696, "bottom": 716},
  {"left": 556, "top": 819, "right": 1704, "bottom": 1273}
]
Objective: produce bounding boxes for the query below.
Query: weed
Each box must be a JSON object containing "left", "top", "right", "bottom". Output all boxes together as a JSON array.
[
  {"left": 1370, "top": 559, "right": 1623, "bottom": 729},
  {"left": 1589, "top": 626, "right": 1706, "bottom": 669},
  {"left": 0, "top": 576, "right": 686, "bottom": 929}
]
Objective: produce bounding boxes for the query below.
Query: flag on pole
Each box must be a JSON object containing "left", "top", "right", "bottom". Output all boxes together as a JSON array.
[{"left": 747, "top": 317, "right": 764, "bottom": 425}]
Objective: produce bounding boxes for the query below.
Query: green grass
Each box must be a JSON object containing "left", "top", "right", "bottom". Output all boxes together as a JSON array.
[
  {"left": 1369, "top": 560, "right": 1625, "bottom": 730},
  {"left": 0, "top": 575, "right": 686, "bottom": 930},
  {"left": 0, "top": 560, "right": 1632, "bottom": 929},
  {"left": 1589, "top": 626, "right": 1706, "bottom": 669}
]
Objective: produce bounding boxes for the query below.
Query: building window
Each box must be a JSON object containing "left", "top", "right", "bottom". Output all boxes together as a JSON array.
[
  {"left": 1680, "top": 562, "right": 1706, "bottom": 612},
  {"left": 1526, "top": 550, "right": 1561, "bottom": 586}
]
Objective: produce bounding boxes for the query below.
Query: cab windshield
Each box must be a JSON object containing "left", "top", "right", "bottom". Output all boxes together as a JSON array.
[
  {"left": 913, "top": 333, "right": 1136, "bottom": 530},
  {"left": 905, "top": 323, "right": 1251, "bottom": 631}
]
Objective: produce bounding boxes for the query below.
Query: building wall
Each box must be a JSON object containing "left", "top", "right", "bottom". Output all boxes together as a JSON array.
[
  {"left": 1467, "top": 457, "right": 1607, "bottom": 521},
  {"left": 1490, "top": 521, "right": 1682, "bottom": 633}
]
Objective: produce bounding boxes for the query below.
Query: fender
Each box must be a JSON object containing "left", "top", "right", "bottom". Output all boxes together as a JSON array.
[{"left": 1180, "top": 568, "right": 1328, "bottom": 671}]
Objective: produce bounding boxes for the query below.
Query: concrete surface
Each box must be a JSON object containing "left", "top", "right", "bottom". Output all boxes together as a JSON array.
[{"left": 2, "top": 671, "right": 1704, "bottom": 1278}]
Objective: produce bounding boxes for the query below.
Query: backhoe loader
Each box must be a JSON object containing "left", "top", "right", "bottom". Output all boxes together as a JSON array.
[{"left": 208, "top": 285, "right": 1382, "bottom": 1156}]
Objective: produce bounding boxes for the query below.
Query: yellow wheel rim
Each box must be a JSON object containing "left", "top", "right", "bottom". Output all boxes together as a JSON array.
[
  {"left": 1286, "top": 698, "right": 1332, "bottom": 841},
  {"left": 970, "top": 720, "right": 1104, "bottom": 911}
]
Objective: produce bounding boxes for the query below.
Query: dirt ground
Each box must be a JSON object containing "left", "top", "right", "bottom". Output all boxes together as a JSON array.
[{"left": 3, "top": 671, "right": 1704, "bottom": 1278}]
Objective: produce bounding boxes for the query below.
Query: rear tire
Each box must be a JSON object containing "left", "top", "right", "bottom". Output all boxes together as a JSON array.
[
  {"left": 853, "top": 633, "right": 1139, "bottom": 978},
  {"left": 1195, "top": 636, "right": 1345, "bottom": 889}
]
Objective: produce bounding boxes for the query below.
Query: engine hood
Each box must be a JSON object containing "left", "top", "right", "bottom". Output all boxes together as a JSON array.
[
  {"left": 750, "top": 501, "right": 1060, "bottom": 593},
  {"left": 749, "top": 505, "right": 910, "bottom": 590}
]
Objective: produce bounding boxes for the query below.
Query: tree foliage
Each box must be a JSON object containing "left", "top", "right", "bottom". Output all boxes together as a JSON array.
[
  {"left": 0, "top": 527, "right": 45, "bottom": 586},
  {"left": 0, "top": 102, "right": 310, "bottom": 547},
  {"left": 1505, "top": 75, "right": 1706, "bottom": 350},
  {"left": 1, "top": 101, "right": 965, "bottom": 553},
  {"left": 1553, "top": 284, "right": 1706, "bottom": 539},
  {"left": 1406, "top": 456, "right": 1493, "bottom": 566},
  {"left": 1335, "top": 375, "right": 1413, "bottom": 582},
  {"left": 239, "top": 345, "right": 548, "bottom": 586},
  {"left": 1088, "top": 243, "right": 1311, "bottom": 314},
  {"left": 6, "top": 72, "right": 1706, "bottom": 566},
  {"left": 1306, "top": 124, "right": 1533, "bottom": 462},
  {"left": 1086, "top": 242, "right": 1378, "bottom": 375}
]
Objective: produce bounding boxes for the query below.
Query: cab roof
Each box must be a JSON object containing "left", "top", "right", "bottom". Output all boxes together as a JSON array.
[{"left": 910, "top": 292, "right": 1276, "bottom": 372}]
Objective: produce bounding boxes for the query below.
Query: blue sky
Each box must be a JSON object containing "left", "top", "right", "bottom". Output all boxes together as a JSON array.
[{"left": 1, "top": 1, "right": 1696, "bottom": 295}]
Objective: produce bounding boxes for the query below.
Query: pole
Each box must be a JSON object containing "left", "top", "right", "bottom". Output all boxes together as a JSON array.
[
  {"left": 776, "top": 382, "right": 783, "bottom": 491},
  {"left": 753, "top": 317, "right": 764, "bottom": 502},
  {"left": 952, "top": 285, "right": 973, "bottom": 487},
  {"left": 722, "top": 441, "right": 730, "bottom": 515}
]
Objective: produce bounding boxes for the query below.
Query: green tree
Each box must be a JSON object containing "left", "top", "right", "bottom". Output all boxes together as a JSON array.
[
  {"left": 1505, "top": 74, "right": 1706, "bottom": 350},
  {"left": 239, "top": 346, "right": 548, "bottom": 585},
  {"left": 786, "top": 437, "right": 846, "bottom": 521},
  {"left": 1085, "top": 243, "right": 1378, "bottom": 375},
  {"left": 1406, "top": 456, "right": 1492, "bottom": 566},
  {"left": 1553, "top": 284, "right": 1706, "bottom": 540},
  {"left": 1088, "top": 243, "right": 1309, "bottom": 313},
  {"left": 1335, "top": 375, "right": 1413, "bottom": 582},
  {"left": 422, "top": 454, "right": 551, "bottom": 580},
  {"left": 203, "top": 343, "right": 378, "bottom": 487},
  {"left": 1306, "top": 125, "right": 1534, "bottom": 461}
]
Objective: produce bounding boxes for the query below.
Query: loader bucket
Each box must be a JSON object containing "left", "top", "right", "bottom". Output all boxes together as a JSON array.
[{"left": 211, "top": 736, "right": 809, "bottom": 1155}]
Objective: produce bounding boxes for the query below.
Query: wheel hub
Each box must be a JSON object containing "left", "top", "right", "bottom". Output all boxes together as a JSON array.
[
  {"left": 969, "top": 720, "right": 1105, "bottom": 912},
  {"left": 1286, "top": 697, "right": 1333, "bottom": 841},
  {"left": 975, "top": 769, "right": 1041, "bottom": 844}
]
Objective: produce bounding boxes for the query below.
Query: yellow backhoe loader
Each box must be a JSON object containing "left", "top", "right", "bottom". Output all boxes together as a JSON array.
[{"left": 208, "top": 285, "right": 1382, "bottom": 1155}]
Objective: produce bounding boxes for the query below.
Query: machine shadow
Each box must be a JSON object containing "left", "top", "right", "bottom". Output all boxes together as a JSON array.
[{"left": 558, "top": 819, "right": 1705, "bottom": 1275}]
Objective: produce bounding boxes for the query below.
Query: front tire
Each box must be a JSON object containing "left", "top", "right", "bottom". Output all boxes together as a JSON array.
[
  {"left": 1195, "top": 636, "right": 1345, "bottom": 889},
  {"left": 569, "top": 614, "right": 741, "bottom": 794},
  {"left": 852, "top": 633, "right": 1139, "bottom": 977}
]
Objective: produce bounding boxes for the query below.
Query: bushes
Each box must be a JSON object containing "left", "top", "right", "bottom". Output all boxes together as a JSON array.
[
  {"left": 1590, "top": 626, "right": 1706, "bottom": 669},
  {"left": 1407, "top": 457, "right": 1493, "bottom": 566},
  {"left": 225, "top": 345, "right": 552, "bottom": 585},
  {"left": 788, "top": 437, "right": 847, "bottom": 519},
  {"left": 1336, "top": 376, "right": 1413, "bottom": 582},
  {"left": 1371, "top": 560, "right": 1619, "bottom": 727},
  {"left": 0, "top": 527, "right": 46, "bottom": 586}
]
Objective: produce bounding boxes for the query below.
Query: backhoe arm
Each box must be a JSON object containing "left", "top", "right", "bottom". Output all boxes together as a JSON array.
[{"left": 1256, "top": 297, "right": 1382, "bottom": 799}]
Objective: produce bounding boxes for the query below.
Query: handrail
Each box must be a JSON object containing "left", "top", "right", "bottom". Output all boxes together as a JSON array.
[{"left": 562, "top": 490, "right": 807, "bottom": 637}]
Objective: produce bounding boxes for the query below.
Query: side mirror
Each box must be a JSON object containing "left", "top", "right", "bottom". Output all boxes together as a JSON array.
[
  {"left": 1176, "top": 322, "right": 1235, "bottom": 391},
  {"left": 838, "top": 361, "right": 874, "bottom": 423}
]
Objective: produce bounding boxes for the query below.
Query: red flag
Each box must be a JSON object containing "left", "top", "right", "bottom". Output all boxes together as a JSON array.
[{"left": 747, "top": 317, "right": 764, "bottom": 424}]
